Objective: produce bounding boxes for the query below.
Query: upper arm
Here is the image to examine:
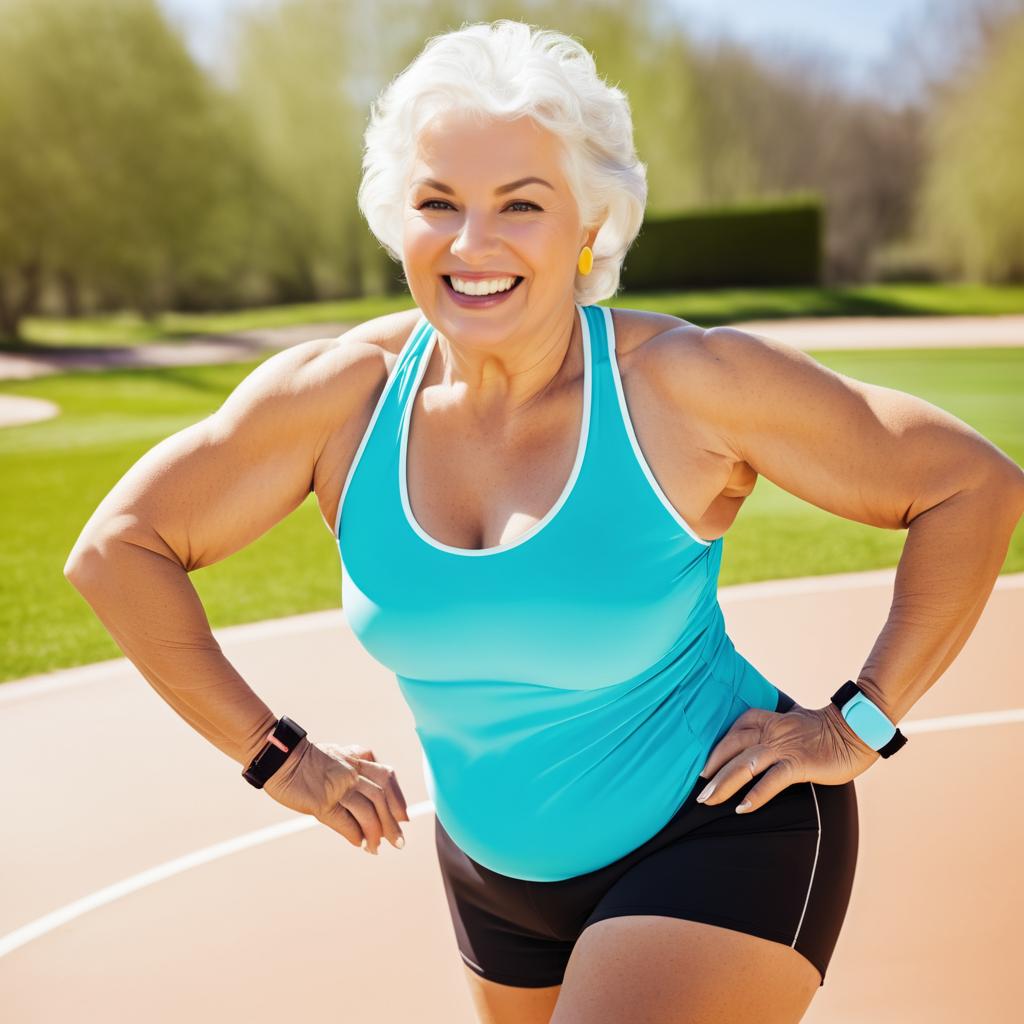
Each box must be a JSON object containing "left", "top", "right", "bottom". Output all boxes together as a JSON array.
[
  {"left": 661, "top": 325, "right": 1023, "bottom": 530},
  {"left": 65, "top": 332, "right": 384, "bottom": 575}
]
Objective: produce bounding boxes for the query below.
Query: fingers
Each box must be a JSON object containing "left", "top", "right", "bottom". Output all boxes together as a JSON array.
[
  {"left": 312, "top": 745, "right": 409, "bottom": 854},
  {"left": 698, "top": 708, "right": 764, "bottom": 779},
  {"left": 343, "top": 757, "right": 407, "bottom": 853},
  {"left": 696, "top": 707, "right": 782, "bottom": 811},
  {"left": 697, "top": 746, "right": 795, "bottom": 812},
  {"left": 729, "top": 762, "right": 790, "bottom": 814}
]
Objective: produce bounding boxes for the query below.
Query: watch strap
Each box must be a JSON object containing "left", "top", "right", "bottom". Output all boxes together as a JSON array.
[
  {"left": 831, "top": 680, "right": 907, "bottom": 758},
  {"left": 242, "top": 716, "right": 307, "bottom": 788}
]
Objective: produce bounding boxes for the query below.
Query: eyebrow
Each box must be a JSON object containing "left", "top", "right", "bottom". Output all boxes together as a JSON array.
[{"left": 410, "top": 175, "right": 555, "bottom": 195}]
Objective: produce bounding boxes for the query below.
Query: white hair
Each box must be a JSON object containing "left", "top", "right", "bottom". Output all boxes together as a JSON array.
[{"left": 356, "top": 19, "right": 648, "bottom": 305}]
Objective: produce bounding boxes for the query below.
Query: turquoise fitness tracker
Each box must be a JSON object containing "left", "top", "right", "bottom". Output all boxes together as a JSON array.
[
  {"left": 830, "top": 680, "right": 907, "bottom": 758},
  {"left": 242, "top": 716, "right": 307, "bottom": 788}
]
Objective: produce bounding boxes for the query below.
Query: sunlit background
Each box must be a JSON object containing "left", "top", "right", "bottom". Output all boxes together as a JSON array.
[{"left": 1, "top": 0, "right": 1022, "bottom": 338}]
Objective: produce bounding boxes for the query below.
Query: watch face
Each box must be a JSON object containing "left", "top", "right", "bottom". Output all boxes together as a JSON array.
[
  {"left": 846, "top": 700, "right": 877, "bottom": 734},
  {"left": 843, "top": 692, "right": 894, "bottom": 749}
]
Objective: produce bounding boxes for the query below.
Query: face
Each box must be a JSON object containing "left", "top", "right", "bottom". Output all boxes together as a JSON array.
[{"left": 403, "top": 110, "right": 595, "bottom": 349}]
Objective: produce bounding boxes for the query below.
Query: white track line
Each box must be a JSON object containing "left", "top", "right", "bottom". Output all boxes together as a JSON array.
[
  {"left": 3, "top": 706, "right": 1023, "bottom": 959},
  {"left": 0, "top": 798, "right": 436, "bottom": 960}
]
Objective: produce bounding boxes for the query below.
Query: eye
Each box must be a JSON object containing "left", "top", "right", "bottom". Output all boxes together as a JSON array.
[{"left": 417, "top": 199, "right": 541, "bottom": 212}]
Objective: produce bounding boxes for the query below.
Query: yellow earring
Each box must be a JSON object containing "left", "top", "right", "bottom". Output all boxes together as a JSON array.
[{"left": 577, "top": 245, "right": 593, "bottom": 276}]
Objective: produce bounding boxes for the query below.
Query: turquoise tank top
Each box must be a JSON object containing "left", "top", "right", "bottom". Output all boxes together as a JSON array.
[{"left": 336, "top": 303, "right": 783, "bottom": 882}]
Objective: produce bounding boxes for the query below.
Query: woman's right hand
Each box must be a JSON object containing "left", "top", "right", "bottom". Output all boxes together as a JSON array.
[{"left": 262, "top": 737, "right": 410, "bottom": 853}]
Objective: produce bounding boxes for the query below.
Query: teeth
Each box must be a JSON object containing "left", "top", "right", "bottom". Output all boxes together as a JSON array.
[{"left": 450, "top": 275, "right": 517, "bottom": 296}]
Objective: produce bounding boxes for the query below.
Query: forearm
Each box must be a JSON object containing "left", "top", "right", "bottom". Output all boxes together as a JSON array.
[
  {"left": 65, "top": 538, "right": 278, "bottom": 769},
  {"left": 851, "top": 476, "right": 1024, "bottom": 725}
]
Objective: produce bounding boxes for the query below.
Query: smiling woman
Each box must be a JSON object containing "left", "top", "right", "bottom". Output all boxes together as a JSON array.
[{"left": 340, "top": 18, "right": 879, "bottom": 1024}]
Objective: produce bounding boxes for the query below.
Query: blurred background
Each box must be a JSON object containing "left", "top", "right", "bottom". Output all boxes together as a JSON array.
[
  {"left": 3, "top": 0, "right": 1024, "bottom": 328},
  {"left": 1, "top": 0, "right": 1022, "bottom": 682}
]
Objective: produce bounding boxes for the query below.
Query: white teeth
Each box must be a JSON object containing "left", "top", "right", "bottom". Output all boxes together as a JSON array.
[{"left": 449, "top": 275, "right": 517, "bottom": 296}]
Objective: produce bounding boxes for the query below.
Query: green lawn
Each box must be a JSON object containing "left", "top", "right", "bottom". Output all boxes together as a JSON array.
[
  {"left": 5, "top": 281, "right": 1024, "bottom": 348},
  {"left": 1, "top": 345, "right": 1022, "bottom": 683}
]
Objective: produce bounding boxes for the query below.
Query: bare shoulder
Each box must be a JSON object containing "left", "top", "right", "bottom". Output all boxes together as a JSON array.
[
  {"left": 607, "top": 306, "right": 703, "bottom": 358},
  {"left": 337, "top": 306, "right": 424, "bottom": 358},
  {"left": 611, "top": 310, "right": 744, "bottom": 462},
  {"left": 637, "top": 320, "right": 840, "bottom": 463},
  {"left": 229, "top": 307, "right": 423, "bottom": 425}
]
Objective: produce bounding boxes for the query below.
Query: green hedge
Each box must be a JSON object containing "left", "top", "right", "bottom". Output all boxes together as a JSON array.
[{"left": 620, "top": 194, "right": 823, "bottom": 290}]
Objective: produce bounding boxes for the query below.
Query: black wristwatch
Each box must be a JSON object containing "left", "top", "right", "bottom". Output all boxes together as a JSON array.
[
  {"left": 242, "top": 716, "right": 307, "bottom": 788},
  {"left": 830, "top": 680, "right": 908, "bottom": 758}
]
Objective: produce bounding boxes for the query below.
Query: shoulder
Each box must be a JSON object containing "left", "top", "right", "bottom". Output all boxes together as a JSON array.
[
  {"left": 215, "top": 309, "right": 424, "bottom": 436},
  {"left": 337, "top": 306, "right": 425, "bottom": 358},
  {"left": 606, "top": 306, "right": 704, "bottom": 359},
  {"left": 637, "top": 321, "right": 843, "bottom": 460},
  {"left": 631, "top": 317, "right": 806, "bottom": 394},
  {"left": 614, "top": 315, "right": 793, "bottom": 462}
]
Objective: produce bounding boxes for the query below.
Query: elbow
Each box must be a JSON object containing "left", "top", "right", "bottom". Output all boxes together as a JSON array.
[
  {"left": 64, "top": 529, "right": 122, "bottom": 588},
  {"left": 989, "top": 460, "right": 1024, "bottom": 506},
  {"left": 64, "top": 543, "right": 103, "bottom": 590},
  {"left": 975, "top": 461, "right": 1024, "bottom": 524}
]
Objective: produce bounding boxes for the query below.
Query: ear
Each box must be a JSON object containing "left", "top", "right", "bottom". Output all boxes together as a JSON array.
[{"left": 580, "top": 224, "right": 599, "bottom": 249}]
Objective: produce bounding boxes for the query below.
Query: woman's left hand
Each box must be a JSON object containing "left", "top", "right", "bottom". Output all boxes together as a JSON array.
[{"left": 696, "top": 699, "right": 881, "bottom": 813}]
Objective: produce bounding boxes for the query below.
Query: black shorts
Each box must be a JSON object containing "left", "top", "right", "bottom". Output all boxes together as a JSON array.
[{"left": 434, "top": 690, "right": 859, "bottom": 989}]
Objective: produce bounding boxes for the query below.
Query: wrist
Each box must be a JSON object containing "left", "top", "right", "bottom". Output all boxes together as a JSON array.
[
  {"left": 852, "top": 675, "right": 899, "bottom": 723},
  {"left": 238, "top": 712, "right": 282, "bottom": 768},
  {"left": 240, "top": 715, "right": 308, "bottom": 789},
  {"left": 821, "top": 700, "right": 879, "bottom": 759}
]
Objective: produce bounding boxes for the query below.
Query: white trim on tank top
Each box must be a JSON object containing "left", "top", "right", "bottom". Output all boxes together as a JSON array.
[
  {"left": 398, "top": 302, "right": 592, "bottom": 557},
  {"left": 333, "top": 315, "right": 431, "bottom": 539},
  {"left": 602, "top": 304, "right": 713, "bottom": 547}
]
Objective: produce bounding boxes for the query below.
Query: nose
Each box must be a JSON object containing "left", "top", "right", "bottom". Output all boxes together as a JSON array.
[{"left": 449, "top": 211, "right": 503, "bottom": 264}]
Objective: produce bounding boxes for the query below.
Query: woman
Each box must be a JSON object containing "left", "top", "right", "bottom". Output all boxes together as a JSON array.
[{"left": 65, "top": 19, "right": 1024, "bottom": 1024}]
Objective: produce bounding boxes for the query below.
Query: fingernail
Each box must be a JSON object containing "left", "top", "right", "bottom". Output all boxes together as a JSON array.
[
  {"left": 396, "top": 836, "right": 405, "bottom": 849},
  {"left": 697, "top": 782, "right": 715, "bottom": 803},
  {"left": 736, "top": 801, "right": 751, "bottom": 813},
  {"left": 361, "top": 838, "right": 368, "bottom": 850}
]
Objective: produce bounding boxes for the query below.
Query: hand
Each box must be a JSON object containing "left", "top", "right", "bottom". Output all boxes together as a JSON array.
[
  {"left": 695, "top": 699, "right": 880, "bottom": 813},
  {"left": 262, "top": 737, "right": 410, "bottom": 854}
]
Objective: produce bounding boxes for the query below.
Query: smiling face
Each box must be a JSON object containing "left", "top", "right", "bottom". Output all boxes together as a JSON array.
[{"left": 403, "top": 110, "right": 595, "bottom": 350}]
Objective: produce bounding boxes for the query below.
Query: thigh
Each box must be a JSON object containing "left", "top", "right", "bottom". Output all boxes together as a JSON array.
[
  {"left": 462, "top": 966, "right": 561, "bottom": 1024},
  {"left": 434, "top": 813, "right": 576, "bottom": 988},
  {"left": 577, "top": 773, "right": 859, "bottom": 989},
  {"left": 553, "top": 915, "right": 819, "bottom": 1024}
]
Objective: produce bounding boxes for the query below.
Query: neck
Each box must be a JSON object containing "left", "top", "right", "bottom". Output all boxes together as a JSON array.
[{"left": 431, "top": 304, "right": 580, "bottom": 421}]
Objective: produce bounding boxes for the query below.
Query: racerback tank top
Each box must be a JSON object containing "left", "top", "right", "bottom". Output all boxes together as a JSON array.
[{"left": 335, "top": 303, "right": 784, "bottom": 881}]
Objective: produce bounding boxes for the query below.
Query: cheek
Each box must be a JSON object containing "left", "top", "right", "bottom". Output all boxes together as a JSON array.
[{"left": 402, "top": 227, "right": 442, "bottom": 269}]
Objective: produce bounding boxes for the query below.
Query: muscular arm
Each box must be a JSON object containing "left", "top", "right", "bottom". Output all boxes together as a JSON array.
[
  {"left": 63, "top": 333, "right": 383, "bottom": 767},
  {"left": 661, "top": 325, "right": 1024, "bottom": 726}
]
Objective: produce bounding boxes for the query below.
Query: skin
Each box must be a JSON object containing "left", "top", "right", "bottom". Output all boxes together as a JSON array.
[
  {"left": 402, "top": 110, "right": 598, "bottom": 425},
  {"left": 67, "top": 109, "right": 1024, "bottom": 1024}
]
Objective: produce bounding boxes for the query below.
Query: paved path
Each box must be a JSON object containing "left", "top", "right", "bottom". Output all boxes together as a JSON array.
[
  {"left": 2, "top": 312, "right": 1021, "bottom": 430},
  {"left": 733, "top": 312, "right": 1024, "bottom": 348},
  {"left": 2, "top": 569, "right": 1021, "bottom": 1022},
  {"left": 0, "top": 322, "right": 356, "bottom": 382},
  {"left": 1, "top": 313, "right": 1022, "bottom": 384}
]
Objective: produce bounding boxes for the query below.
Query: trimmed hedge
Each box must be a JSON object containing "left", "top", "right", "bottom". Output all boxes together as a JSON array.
[{"left": 620, "top": 194, "right": 823, "bottom": 290}]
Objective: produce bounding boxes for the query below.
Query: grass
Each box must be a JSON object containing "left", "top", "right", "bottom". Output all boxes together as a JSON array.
[
  {"left": 1, "top": 345, "right": 1022, "bottom": 683},
  {"left": 5, "top": 281, "right": 1024, "bottom": 349}
]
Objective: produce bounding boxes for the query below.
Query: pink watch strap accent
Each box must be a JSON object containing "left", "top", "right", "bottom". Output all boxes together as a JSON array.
[{"left": 266, "top": 730, "right": 290, "bottom": 753}]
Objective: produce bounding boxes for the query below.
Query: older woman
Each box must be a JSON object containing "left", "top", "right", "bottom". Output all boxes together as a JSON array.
[{"left": 65, "top": 18, "right": 1023, "bottom": 1024}]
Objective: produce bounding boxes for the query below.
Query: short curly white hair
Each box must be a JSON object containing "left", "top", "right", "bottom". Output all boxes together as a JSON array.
[{"left": 357, "top": 19, "right": 648, "bottom": 305}]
